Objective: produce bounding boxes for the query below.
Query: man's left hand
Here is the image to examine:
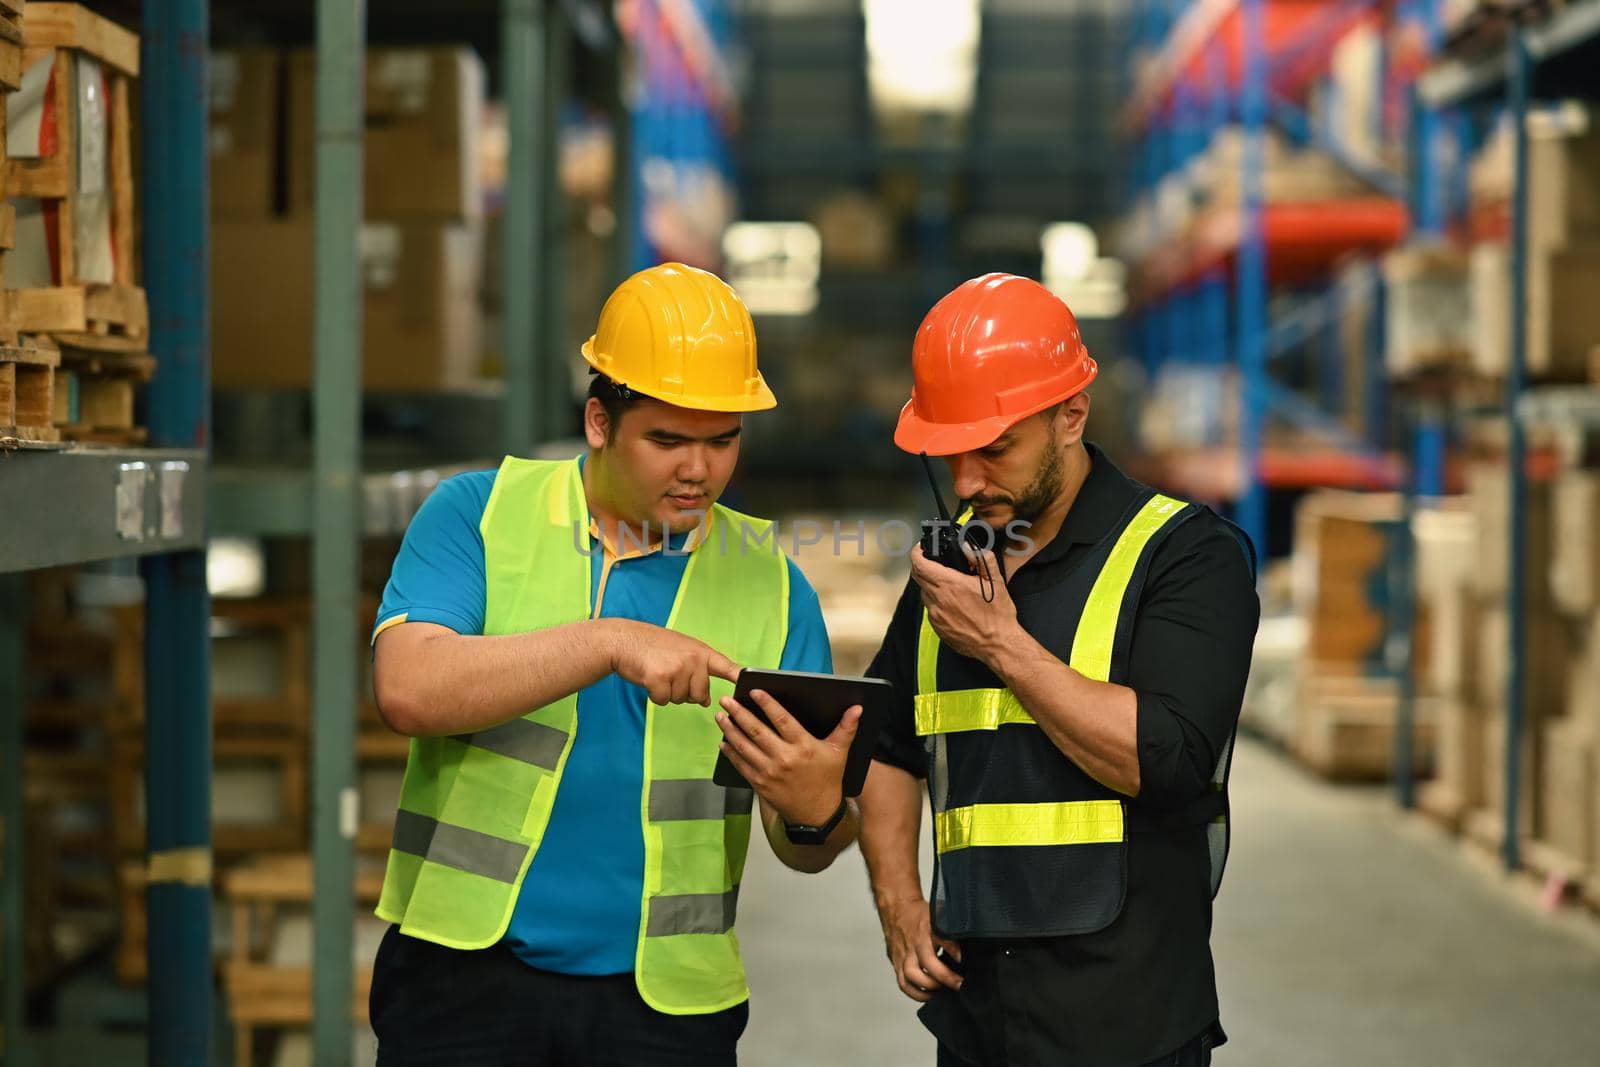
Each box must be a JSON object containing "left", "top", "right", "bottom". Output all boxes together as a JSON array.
[
  {"left": 716, "top": 690, "right": 861, "bottom": 827},
  {"left": 910, "top": 544, "right": 1020, "bottom": 665}
]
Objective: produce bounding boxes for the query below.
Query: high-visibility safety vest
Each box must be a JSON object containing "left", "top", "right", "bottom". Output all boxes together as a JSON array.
[
  {"left": 916, "top": 491, "right": 1237, "bottom": 939},
  {"left": 376, "top": 456, "right": 790, "bottom": 1015}
]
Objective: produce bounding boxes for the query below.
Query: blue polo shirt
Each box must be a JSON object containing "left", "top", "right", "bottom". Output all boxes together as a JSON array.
[{"left": 373, "top": 462, "right": 832, "bottom": 975}]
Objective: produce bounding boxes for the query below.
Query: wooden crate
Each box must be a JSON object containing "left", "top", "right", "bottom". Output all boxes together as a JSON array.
[
  {"left": 109, "top": 734, "right": 308, "bottom": 856},
  {"left": 0, "top": 339, "right": 59, "bottom": 442},
  {"left": 221, "top": 854, "right": 383, "bottom": 1067},
  {"left": 52, "top": 344, "right": 153, "bottom": 444},
  {"left": 7, "top": 3, "right": 144, "bottom": 347}
]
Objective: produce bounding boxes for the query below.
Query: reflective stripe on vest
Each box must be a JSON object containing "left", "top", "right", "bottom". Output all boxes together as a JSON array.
[
  {"left": 376, "top": 457, "right": 788, "bottom": 1015},
  {"left": 916, "top": 493, "right": 1187, "bottom": 861},
  {"left": 915, "top": 493, "right": 1187, "bottom": 740},
  {"left": 934, "top": 800, "right": 1125, "bottom": 852}
]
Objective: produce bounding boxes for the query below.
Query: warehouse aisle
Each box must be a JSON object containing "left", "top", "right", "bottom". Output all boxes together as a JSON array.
[{"left": 738, "top": 737, "right": 1600, "bottom": 1066}]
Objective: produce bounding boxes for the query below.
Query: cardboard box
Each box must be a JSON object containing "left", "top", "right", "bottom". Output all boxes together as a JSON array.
[
  {"left": 1465, "top": 461, "right": 1553, "bottom": 603},
  {"left": 288, "top": 47, "right": 484, "bottom": 220},
  {"left": 1483, "top": 709, "right": 1539, "bottom": 839},
  {"left": 1471, "top": 240, "right": 1600, "bottom": 381},
  {"left": 210, "top": 48, "right": 280, "bottom": 218},
  {"left": 212, "top": 218, "right": 483, "bottom": 391},
  {"left": 1433, "top": 697, "right": 1487, "bottom": 811},
  {"left": 1293, "top": 491, "right": 1431, "bottom": 676},
  {"left": 1383, "top": 245, "right": 1472, "bottom": 377},
  {"left": 1469, "top": 105, "right": 1600, "bottom": 255},
  {"left": 1474, "top": 601, "right": 1574, "bottom": 739},
  {"left": 1551, "top": 470, "right": 1600, "bottom": 616},
  {"left": 1540, "top": 718, "right": 1595, "bottom": 865},
  {"left": 1565, "top": 618, "right": 1600, "bottom": 740}
]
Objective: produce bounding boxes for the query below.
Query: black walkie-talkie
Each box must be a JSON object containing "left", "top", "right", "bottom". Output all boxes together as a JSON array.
[{"left": 919, "top": 453, "right": 973, "bottom": 571}]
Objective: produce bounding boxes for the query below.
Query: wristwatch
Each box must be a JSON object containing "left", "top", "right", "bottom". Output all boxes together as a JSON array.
[{"left": 783, "top": 798, "right": 848, "bottom": 846}]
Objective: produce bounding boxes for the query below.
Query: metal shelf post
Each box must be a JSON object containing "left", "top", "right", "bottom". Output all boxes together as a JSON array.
[
  {"left": 1, "top": 577, "right": 24, "bottom": 1067},
  {"left": 1502, "top": 27, "right": 1532, "bottom": 872},
  {"left": 1236, "top": 0, "right": 1269, "bottom": 555},
  {"left": 503, "top": 0, "right": 547, "bottom": 457},
  {"left": 140, "top": 1, "right": 214, "bottom": 1062},
  {"left": 311, "top": 0, "right": 366, "bottom": 1060}
]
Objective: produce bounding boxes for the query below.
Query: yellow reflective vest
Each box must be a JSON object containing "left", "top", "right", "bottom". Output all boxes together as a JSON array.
[
  {"left": 916, "top": 492, "right": 1234, "bottom": 939},
  {"left": 376, "top": 456, "right": 789, "bottom": 1014}
]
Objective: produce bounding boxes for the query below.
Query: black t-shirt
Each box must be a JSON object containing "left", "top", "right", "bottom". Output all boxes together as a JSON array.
[{"left": 868, "top": 444, "right": 1260, "bottom": 1067}]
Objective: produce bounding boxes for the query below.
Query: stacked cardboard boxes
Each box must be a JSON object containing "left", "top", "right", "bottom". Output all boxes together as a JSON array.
[
  {"left": 211, "top": 46, "right": 486, "bottom": 392},
  {"left": 1468, "top": 106, "right": 1600, "bottom": 382},
  {"left": 1288, "top": 491, "right": 1437, "bottom": 780},
  {"left": 1410, "top": 454, "right": 1600, "bottom": 898}
]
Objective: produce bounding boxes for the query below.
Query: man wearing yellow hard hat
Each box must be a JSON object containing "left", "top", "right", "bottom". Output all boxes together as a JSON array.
[{"left": 366, "top": 263, "right": 856, "bottom": 1064}]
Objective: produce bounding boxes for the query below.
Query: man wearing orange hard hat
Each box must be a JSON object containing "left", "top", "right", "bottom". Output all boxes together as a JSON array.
[
  {"left": 367, "top": 262, "right": 858, "bottom": 1064},
  {"left": 857, "top": 273, "right": 1260, "bottom": 1067}
]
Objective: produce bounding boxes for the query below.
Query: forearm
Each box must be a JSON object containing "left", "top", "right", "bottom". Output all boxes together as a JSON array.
[
  {"left": 989, "top": 627, "right": 1141, "bottom": 797},
  {"left": 374, "top": 619, "right": 624, "bottom": 736},
  {"left": 858, "top": 759, "right": 926, "bottom": 911},
  {"left": 758, "top": 795, "right": 858, "bottom": 874}
]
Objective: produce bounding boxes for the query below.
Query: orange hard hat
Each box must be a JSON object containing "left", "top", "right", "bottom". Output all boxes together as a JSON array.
[{"left": 894, "top": 273, "right": 1098, "bottom": 456}]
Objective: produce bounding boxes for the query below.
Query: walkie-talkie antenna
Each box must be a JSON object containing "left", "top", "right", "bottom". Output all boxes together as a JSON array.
[{"left": 920, "top": 452, "right": 952, "bottom": 522}]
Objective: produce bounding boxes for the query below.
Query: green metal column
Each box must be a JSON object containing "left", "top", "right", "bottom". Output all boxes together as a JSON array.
[
  {"left": 0, "top": 577, "right": 23, "bottom": 1067},
  {"left": 541, "top": 1, "right": 571, "bottom": 440},
  {"left": 312, "top": 0, "right": 365, "bottom": 1061},
  {"left": 503, "top": 0, "right": 547, "bottom": 456}
]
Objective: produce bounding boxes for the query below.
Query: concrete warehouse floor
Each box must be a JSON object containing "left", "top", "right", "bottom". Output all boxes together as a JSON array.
[{"left": 738, "top": 738, "right": 1600, "bottom": 1066}]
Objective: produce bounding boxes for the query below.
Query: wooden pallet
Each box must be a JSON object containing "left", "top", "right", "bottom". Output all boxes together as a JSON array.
[
  {"left": 221, "top": 853, "right": 382, "bottom": 1067},
  {"left": 11, "top": 285, "right": 148, "bottom": 344},
  {"left": 0, "top": 2, "right": 21, "bottom": 91},
  {"left": 0, "top": 340, "right": 60, "bottom": 442},
  {"left": 6, "top": 4, "right": 140, "bottom": 356},
  {"left": 53, "top": 344, "right": 153, "bottom": 443}
]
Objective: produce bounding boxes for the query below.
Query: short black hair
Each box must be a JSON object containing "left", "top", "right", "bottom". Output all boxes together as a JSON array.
[{"left": 587, "top": 372, "right": 643, "bottom": 442}]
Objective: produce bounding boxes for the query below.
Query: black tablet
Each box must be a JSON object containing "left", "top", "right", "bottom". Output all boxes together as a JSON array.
[{"left": 712, "top": 668, "right": 892, "bottom": 798}]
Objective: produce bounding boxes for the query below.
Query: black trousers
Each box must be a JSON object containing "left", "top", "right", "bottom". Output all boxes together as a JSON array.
[
  {"left": 370, "top": 926, "right": 749, "bottom": 1066},
  {"left": 936, "top": 1030, "right": 1213, "bottom": 1067}
]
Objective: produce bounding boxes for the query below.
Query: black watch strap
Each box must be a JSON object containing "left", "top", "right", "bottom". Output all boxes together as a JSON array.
[{"left": 783, "top": 798, "right": 847, "bottom": 845}]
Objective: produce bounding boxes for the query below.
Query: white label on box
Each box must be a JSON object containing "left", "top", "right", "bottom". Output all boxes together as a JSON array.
[
  {"left": 209, "top": 50, "right": 240, "bottom": 112},
  {"left": 360, "top": 223, "right": 401, "bottom": 290},
  {"left": 78, "top": 57, "right": 107, "bottom": 197},
  {"left": 209, "top": 125, "right": 233, "bottom": 157},
  {"left": 375, "top": 51, "right": 431, "bottom": 114},
  {"left": 8, "top": 52, "right": 55, "bottom": 160}
]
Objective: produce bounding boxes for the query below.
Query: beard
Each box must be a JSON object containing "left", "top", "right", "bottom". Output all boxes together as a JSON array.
[{"left": 969, "top": 422, "right": 1064, "bottom": 527}]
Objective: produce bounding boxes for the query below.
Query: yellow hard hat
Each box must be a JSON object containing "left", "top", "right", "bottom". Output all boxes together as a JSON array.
[{"left": 580, "top": 262, "right": 777, "bottom": 412}]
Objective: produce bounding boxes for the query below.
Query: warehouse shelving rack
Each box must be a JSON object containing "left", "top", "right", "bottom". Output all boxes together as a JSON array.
[
  {"left": 1406, "top": 0, "right": 1600, "bottom": 872},
  {"left": 1124, "top": 0, "right": 1411, "bottom": 554},
  {"left": 1, "top": 2, "right": 213, "bottom": 1064},
  {"left": 0, "top": 1, "right": 637, "bottom": 1063}
]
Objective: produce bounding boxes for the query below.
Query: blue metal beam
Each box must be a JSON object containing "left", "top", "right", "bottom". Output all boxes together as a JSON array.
[
  {"left": 140, "top": 1, "right": 214, "bottom": 1062},
  {"left": 1503, "top": 28, "right": 1532, "bottom": 873},
  {"left": 1236, "top": 0, "right": 1268, "bottom": 558}
]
